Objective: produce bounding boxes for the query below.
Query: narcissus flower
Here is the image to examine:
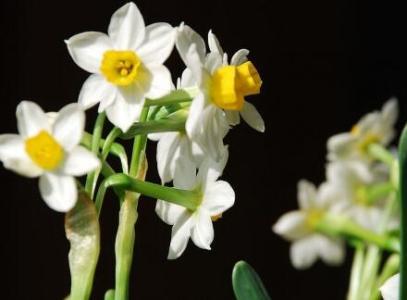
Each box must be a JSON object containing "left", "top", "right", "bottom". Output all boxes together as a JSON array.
[
  {"left": 155, "top": 152, "right": 235, "bottom": 259},
  {"left": 175, "top": 25, "right": 264, "bottom": 160},
  {"left": 380, "top": 273, "right": 399, "bottom": 300},
  {"left": 272, "top": 180, "right": 345, "bottom": 269},
  {"left": 327, "top": 99, "right": 398, "bottom": 162},
  {"left": 66, "top": 2, "right": 175, "bottom": 132},
  {"left": 0, "top": 102, "right": 100, "bottom": 212}
]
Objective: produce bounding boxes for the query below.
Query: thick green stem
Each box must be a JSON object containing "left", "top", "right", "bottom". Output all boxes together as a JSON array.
[
  {"left": 348, "top": 243, "right": 365, "bottom": 300},
  {"left": 316, "top": 214, "right": 400, "bottom": 252},
  {"left": 120, "top": 118, "right": 186, "bottom": 140},
  {"left": 95, "top": 174, "right": 200, "bottom": 214},
  {"left": 129, "top": 108, "right": 149, "bottom": 176},
  {"left": 114, "top": 192, "right": 139, "bottom": 300},
  {"left": 398, "top": 124, "right": 407, "bottom": 300},
  {"left": 85, "top": 113, "right": 106, "bottom": 197}
]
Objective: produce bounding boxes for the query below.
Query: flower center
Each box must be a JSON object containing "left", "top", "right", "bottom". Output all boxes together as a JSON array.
[
  {"left": 211, "top": 61, "right": 262, "bottom": 111},
  {"left": 100, "top": 50, "right": 141, "bottom": 86},
  {"left": 25, "top": 130, "right": 64, "bottom": 171},
  {"left": 306, "top": 209, "right": 324, "bottom": 229},
  {"left": 350, "top": 125, "right": 381, "bottom": 153}
]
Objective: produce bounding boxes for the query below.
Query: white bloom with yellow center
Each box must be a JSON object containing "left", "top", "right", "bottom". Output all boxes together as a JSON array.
[
  {"left": 66, "top": 2, "right": 175, "bottom": 132},
  {"left": 155, "top": 152, "right": 235, "bottom": 259},
  {"left": 0, "top": 102, "right": 100, "bottom": 212},
  {"left": 272, "top": 180, "right": 345, "bottom": 269},
  {"left": 175, "top": 25, "right": 263, "bottom": 160},
  {"left": 380, "top": 273, "right": 399, "bottom": 300},
  {"left": 327, "top": 99, "right": 398, "bottom": 162}
]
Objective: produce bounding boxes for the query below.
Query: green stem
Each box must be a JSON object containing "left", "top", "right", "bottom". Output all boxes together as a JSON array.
[
  {"left": 368, "top": 143, "right": 395, "bottom": 166},
  {"left": 348, "top": 243, "right": 365, "bottom": 300},
  {"left": 359, "top": 246, "right": 382, "bottom": 300},
  {"left": 398, "top": 124, "right": 407, "bottom": 300},
  {"left": 370, "top": 254, "right": 400, "bottom": 300},
  {"left": 129, "top": 108, "right": 149, "bottom": 176},
  {"left": 95, "top": 174, "right": 200, "bottom": 214},
  {"left": 144, "top": 87, "right": 198, "bottom": 107},
  {"left": 366, "top": 182, "right": 395, "bottom": 205},
  {"left": 316, "top": 214, "right": 400, "bottom": 252},
  {"left": 85, "top": 113, "right": 106, "bottom": 197},
  {"left": 121, "top": 118, "right": 186, "bottom": 140}
]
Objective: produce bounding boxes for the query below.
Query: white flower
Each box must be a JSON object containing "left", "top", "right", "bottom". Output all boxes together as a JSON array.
[
  {"left": 66, "top": 2, "right": 175, "bottom": 132},
  {"left": 272, "top": 180, "right": 345, "bottom": 269},
  {"left": 155, "top": 152, "right": 235, "bottom": 259},
  {"left": 380, "top": 273, "right": 399, "bottom": 300},
  {"left": 327, "top": 99, "right": 398, "bottom": 162},
  {"left": 175, "top": 25, "right": 263, "bottom": 160},
  {"left": 0, "top": 101, "right": 100, "bottom": 212},
  {"left": 322, "top": 161, "right": 398, "bottom": 231}
]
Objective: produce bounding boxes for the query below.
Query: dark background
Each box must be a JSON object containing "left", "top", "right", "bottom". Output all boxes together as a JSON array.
[{"left": 0, "top": 0, "right": 406, "bottom": 299}]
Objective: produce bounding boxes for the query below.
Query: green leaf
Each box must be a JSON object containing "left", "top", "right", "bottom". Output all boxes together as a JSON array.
[
  {"left": 65, "top": 192, "right": 100, "bottom": 300},
  {"left": 398, "top": 124, "right": 407, "bottom": 300},
  {"left": 232, "top": 261, "right": 271, "bottom": 300}
]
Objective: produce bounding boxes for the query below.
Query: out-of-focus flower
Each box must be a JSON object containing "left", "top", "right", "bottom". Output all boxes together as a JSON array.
[
  {"left": 327, "top": 99, "right": 398, "bottom": 162},
  {"left": 273, "top": 180, "right": 345, "bottom": 269},
  {"left": 380, "top": 273, "right": 399, "bottom": 300},
  {"left": 66, "top": 2, "right": 175, "bottom": 132},
  {"left": 0, "top": 102, "right": 100, "bottom": 212},
  {"left": 155, "top": 152, "right": 234, "bottom": 259}
]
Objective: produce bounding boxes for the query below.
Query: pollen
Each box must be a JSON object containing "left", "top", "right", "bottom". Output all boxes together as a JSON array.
[
  {"left": 100, "top": 50, "right": 141, "bottom": 86},
  {"left": 25, "top": 130, "right": 64, "bottom": 171},
  {"left": 211, "top": 61, "right": 262, "bottom": 111},
  {"left": 211, "top": 213, "right": 223, "bottom": 222}
]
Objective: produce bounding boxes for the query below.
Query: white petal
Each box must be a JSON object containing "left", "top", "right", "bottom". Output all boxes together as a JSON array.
[
  {"left": 231, "top": 49, "right": 250, "bottom": 66},
  {"left": 225, "top": 110, "right": 241, "bottom": 126},
  {"left": 105, "top": 85, "right": 144, "bottom": 132},
  {"left": 60, "top": 146, "right": 100, "bottom": 176},
  {"left": 326, "top": 133, "right": 357, "bottom": 161},
  {"left": 197, "top": 148, "right": 229, "bottom": 185},
  {"left": 16, "top": 101, "right": 50, "bottom": 138},
  {"left": 137, "top": 23, "right": 175, "bottom": 65},
  {"left": 205, "top": 52, "right": 223, "bottom": 74},
  {"left": 176, "top": 23, "right": 206, "bottom": 66},
  {"left": 297, "top": 180, "right": 317, "bottom": 209},
  {"left": 78, "top": 74, "right": 116, "bottom": 110},
  {"left": 241, "top": 101, "right": 265, "bottom": 132},
  {"left": 144, "top": 65, "right": 173, "bottom": 99},
  {"left": 180, "top": 68, "right": 197, "bottom": 88},
  {"left": 208, "top": 30, "right": 223, "bottom": 55},
  {"left": 290, "top": 236, "right": 319, "bottom": 269},
  {"left": 186, "top": 92, "right": 205, "bottom": 138},
  {"left": 173, "top": 138, "right": 197, "bottom": 190},
  {"left": 317, "top": 236, "right": 345, "bottom": 266},
  {"left": 381, "top": 98, "right": 398, "bottom": 127},
  {"left": 52, "top": 103, "right": 85, "bottom": 151},
  {"left": 202, "top": 180, "right": 235, "bottom": 216},
  {"left": 155, "top": 200, "right": 185, "bottom": 225},
  {"left": 65, "top": 32, "right": 112, "bottom": 73},
  {"left": 168, "top": 211, "right": 193, "bottom": 259},
  {"left": 0, "top": 134, "right": 42, "bottom": 177},
  {"left": 380, "top": 273, "right": 399, "bottom": 300},
  {"left": 191, "top": 210, "right": 214, "bottom": 250},
  {"left": 184, "top": 44, "right": 204, "bottom": 85},
  {"left": 156, "top": 132, "right": 180, "bottom": 183},
  {"left": 39, "top": 173, "right": 77, "bottom": 212},
  {"left": 272, "top": 211, "right": 310, "bottom": 241},
  {"left": 108, "top": 2, "right": 145, "bottom": 49}
]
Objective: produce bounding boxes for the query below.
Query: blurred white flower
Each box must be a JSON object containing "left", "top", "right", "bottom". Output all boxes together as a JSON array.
[
  {"left": 175, "top": 25, "right": 263, "bottom": 160},
  {"left": 272, "top": 180, "right": 345, "bottom": 269},
  {"left": 0, "top": 101, "right": 100, "bottom": 212},
  {"left": 155, "top": 151, "right": 234, "bottom": 259},
  {"left": 322, "top": 161, "right": 398, "bottom": 231},
  {"left": 66, "top": 2, "right": 175, "bottom": 132},
  {"left": 380, "top": 273, "right": 399, "bottom": 300},
  {"left": 327, "top": 99, "right": 398, "bottom": 162}
]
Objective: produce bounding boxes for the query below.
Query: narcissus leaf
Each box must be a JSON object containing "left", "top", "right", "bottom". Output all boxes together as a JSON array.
[{"left": 232, "top": 261, "right": 271, "bottom": 300}]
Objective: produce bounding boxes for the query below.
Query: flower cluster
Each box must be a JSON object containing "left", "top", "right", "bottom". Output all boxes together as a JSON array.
[
  {"left": 273, "top": 99, "right": 401, "bottom": 299},
  {"left": 0, "top": 0, "right": 264, "bottom": 268}
]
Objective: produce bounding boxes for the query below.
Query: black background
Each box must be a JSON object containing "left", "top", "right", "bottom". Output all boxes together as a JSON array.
[{"left": 0, "top": 0, "right": 406, "bottom": 299}]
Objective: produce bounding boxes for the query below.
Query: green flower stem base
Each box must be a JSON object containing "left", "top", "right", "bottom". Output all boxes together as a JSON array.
[
  {"left": 368, "top": 143, "right": 395, "bottom": 166},
  {"left": 144, "top": 87, "right": 198, "bottom": 107},
  {"left": 316, "top": 214, "right": 400, "bottom": 252},
  {"left": 348, "top": 243, "right": 365, "bottom": 300}
]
